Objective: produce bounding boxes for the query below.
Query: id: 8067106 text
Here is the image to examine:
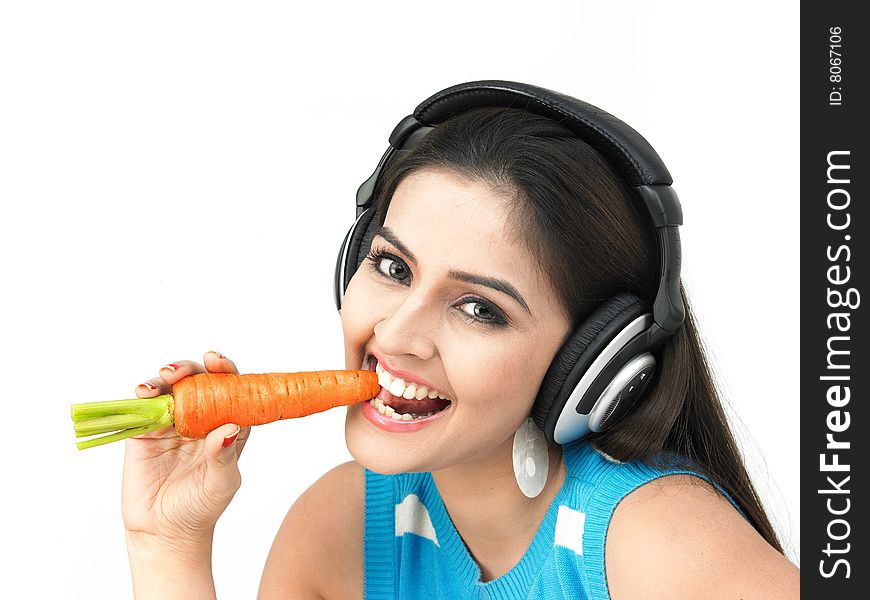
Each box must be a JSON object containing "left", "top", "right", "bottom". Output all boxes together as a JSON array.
[{"left": 829, "top": 26, "right": 843, "bottom": 107}]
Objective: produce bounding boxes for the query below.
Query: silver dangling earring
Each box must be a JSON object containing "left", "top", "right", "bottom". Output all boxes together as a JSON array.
[{"left": 512, "top": 417, "right": 549, "bottom": 498}]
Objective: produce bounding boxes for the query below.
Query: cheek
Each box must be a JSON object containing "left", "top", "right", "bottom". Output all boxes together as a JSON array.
[{"left": 450, "top": 342, "right": 539, "bottom": 416}]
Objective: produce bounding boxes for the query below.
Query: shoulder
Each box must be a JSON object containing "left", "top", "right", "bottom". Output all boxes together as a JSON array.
[
  {"left": 258, "top": 460, "right": 365, "bottom": 600},
  {"left": 604, "top": 473, "right": 799, "bottom": 600}
]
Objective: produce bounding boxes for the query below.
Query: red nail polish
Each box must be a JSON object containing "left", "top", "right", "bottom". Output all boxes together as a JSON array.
[
  {"left": 163, "top": 363, "right": 180, "bottom": 372},
  {"left": 208, "top": 350, "right": 224, "bottom": 359},
  {"left": 138, "top": 382, "right": 157, "bottom": 391},
  {"left": 222, "top": 429, "right": 240, "bottom": 448}
]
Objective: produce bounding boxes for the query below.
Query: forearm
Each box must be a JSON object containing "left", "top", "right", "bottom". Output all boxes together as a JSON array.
[{"left": 126, "top": 531, "right": 217, "bottom": 600}]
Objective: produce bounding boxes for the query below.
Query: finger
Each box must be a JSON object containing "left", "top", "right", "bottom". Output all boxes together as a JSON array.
[
  {"left": 234, "top": 425, "right": 252, "bottom": 459},
  {"left": 135, "top": 376, "right": 170, "bottom": 398},
  {"left": 159, "top": 359, "right": 207, "bottom": 386},
  {"left": 203, "top": 350, "right": 240, "bottom": 374}
]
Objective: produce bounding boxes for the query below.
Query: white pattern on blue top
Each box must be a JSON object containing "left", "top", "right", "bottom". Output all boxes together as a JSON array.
[
  {"left": 553, "top": 505, "right": 586, "bottom": 556},
  {"left": 395, "top": 493, "right": 440, "bottom": 547}
]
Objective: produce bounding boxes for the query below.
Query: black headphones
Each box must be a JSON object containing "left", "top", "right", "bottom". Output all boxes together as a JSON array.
[{"left": 333, "top": 80, "right": 685, "bottom": 445}]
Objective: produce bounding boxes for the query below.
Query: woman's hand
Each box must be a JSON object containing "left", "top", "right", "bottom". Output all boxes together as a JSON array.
[{"left": 121, "top": 351, "right": 251, "bottom": 554}]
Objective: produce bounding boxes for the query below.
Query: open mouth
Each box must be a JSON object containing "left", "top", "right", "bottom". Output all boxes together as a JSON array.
[{"left": 365, "top": 355, "right": 452, "bottom": 422}]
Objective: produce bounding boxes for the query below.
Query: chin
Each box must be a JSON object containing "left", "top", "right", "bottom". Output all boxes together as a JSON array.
[
  {"left": 343, "top": 405, "right": 428, "bottom": 475},
  {"left": 346, "top": 441, "right": 421, "bottom": 475},
  {"left": 350, "top": 452, "right": 412, "bottom": 476}
]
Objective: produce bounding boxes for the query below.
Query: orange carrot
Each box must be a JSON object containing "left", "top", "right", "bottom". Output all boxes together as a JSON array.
[
  {"left": 173, "top": 371, "right": 379, "bottom": 438},
  {"left": 70, "top": 370, "right": 380, "bottom": 449}
]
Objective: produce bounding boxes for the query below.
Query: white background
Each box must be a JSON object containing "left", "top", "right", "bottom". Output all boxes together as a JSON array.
[{"left": 0, "top": 1, "right": 799, "bottom": 597}]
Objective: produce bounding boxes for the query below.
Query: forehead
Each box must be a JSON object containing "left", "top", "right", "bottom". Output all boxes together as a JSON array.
[
  {"left": 387, "top": 169, "right": 512, "bottom": 238},
  {"left": 382, "top": 169, "right": 550, "bottom": 298}
]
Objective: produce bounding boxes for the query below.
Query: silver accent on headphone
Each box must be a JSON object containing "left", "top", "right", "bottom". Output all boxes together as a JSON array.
[
  {"left": 552, "top": 314, "right": 652, "bottom": 444},
  {"left": 587, "top": 352, "right": 656, "bottom": 432},
  {"left": 598, "top": 393, "right": 620, "bottom": 425}
]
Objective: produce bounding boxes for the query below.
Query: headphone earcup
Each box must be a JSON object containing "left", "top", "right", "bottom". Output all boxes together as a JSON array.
[
  {"left": 348, "top": 207, "right": 379, "bottom": 278},
  {"left": 532, "top": 293, "right": 651, "bottom": 443},
  {"left": 335, "top": 207, "right": 380, "bottom": 311}
]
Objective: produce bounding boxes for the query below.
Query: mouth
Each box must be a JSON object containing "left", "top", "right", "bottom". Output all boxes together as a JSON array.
[{"left": 364, "top": 355, "right": 453, "bottom": 422}]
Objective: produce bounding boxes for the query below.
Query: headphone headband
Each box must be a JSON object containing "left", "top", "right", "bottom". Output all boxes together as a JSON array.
[{"left": 412, "top": 81, "right": 673, "bottom": 186}]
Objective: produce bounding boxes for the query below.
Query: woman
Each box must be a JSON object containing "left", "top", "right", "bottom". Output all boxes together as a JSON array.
[{"left": 122, "top": 82, "right": 799, "bottom": 599}]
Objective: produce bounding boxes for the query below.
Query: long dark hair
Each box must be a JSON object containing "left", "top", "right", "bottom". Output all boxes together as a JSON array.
[{"left": 370, "top": 106, "right": 783, "bottom": 553}]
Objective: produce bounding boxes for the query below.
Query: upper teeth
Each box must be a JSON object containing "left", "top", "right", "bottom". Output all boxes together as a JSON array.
[{"left": 375, "top": 360, "right": 449, "bottom": 402}]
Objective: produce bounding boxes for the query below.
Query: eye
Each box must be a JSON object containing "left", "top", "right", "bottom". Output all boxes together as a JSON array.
[
  {"left": 456, "top": 297, "right": 508, "bottom": 328},
  {"left": 377, "top": 255, "right": 409, "bottom": 281},
  {"left": 365, "top": 246, "right": 410, "bottom": 283}
]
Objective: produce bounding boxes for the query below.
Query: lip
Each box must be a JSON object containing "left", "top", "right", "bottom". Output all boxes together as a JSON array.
[
  {"left": 366, "top": 351, "right": 448, "bottom": 399},
  {"left": 361, "top": 398, "right": 451, "bottom": 433}
]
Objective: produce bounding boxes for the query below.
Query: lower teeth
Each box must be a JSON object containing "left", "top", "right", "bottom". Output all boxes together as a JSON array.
[{"left": 369, "top": 399, "right": 442, "bottom": 421}]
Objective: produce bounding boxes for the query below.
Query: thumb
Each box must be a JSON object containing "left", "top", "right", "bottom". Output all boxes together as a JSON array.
[
  {"left": 204, "top": 423, "right": 242, "bottom": 470},
  {"left": 196, "top": 423, "right": 243, "bottom": 519}
]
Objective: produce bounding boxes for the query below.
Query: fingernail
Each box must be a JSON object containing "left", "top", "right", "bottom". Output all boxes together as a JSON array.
[
  {"left": 207, "top": 350, "right": 224, "bottom": 359},
  {"left": 222, "top": 426, "right": 241, "bottom": 448},
  {"left": 162, "top": 363, "right": 180, "bottom": 372},
  {"left": 138, "top": 382, "right": 157, "bottom": 391}
]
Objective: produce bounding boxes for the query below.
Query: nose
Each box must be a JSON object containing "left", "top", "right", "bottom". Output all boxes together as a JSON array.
[{"left": 373, "top": 287, "right": 437, "bottom": 362}]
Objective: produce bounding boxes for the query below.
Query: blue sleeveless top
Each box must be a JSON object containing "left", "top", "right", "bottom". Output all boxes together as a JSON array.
[{"left": 363, "top": 441, "right": 745, "bottom": 600}]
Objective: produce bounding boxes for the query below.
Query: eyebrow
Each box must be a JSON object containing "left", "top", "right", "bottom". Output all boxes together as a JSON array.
[{"left": 373, "top": 226, "right": 532, "bottom": 315}]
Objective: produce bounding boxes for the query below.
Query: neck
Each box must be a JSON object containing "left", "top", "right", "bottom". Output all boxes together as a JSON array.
[{"left": 430, "top": 434, "right": 567, "bottom": 581}]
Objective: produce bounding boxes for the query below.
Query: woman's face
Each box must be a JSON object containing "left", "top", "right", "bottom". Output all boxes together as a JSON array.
[{"left": 342, "top": 169, "right": 572, "bottom": 474}]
